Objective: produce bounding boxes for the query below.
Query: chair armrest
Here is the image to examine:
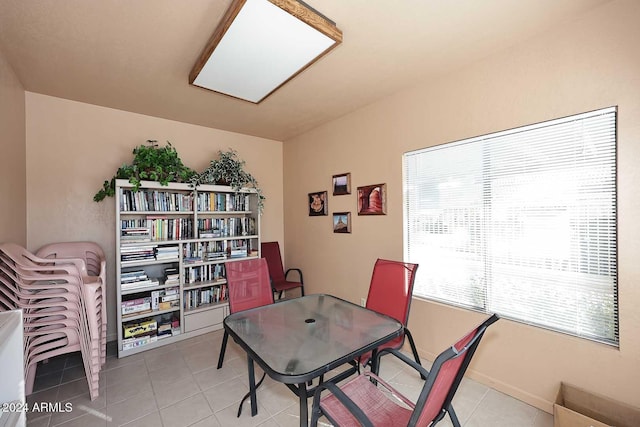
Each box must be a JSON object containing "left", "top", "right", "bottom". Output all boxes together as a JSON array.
[
  {"left": 15, "top": 256, "right": 88, "bottom": 278},
  {"left": 284, "top": 268, "right": 303, "bottom": 284},
  {"left": 312, "top": 380, "right": 375, "bottom": 427},
  {"left": 375, "top": 348, "right": 431, "bottom": 379}
]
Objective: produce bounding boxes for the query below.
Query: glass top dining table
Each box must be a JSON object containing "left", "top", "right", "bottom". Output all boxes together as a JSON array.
[{"left": 223, "top": 293, "right": 404, "bottom": 426}]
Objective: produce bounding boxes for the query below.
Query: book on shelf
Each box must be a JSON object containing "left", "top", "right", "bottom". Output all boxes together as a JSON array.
[
  {"left": 163, "top": 267, "right": 180, "bottom": 285},
  {"left": 161, "top": 294, "right": 179, "bottom": 302},
  {"left": 151, "top": 290, "right": 160, "bottom": 310},
  {"left": 120, "top": 225, "right": 152, "bottom": 243},
  {"left": 122, "top": 333, "right": 157, "bottom": 350},
  {"left": 121, "top": 269, "right": 148, "bottom": 279},
  {"left": 157, "top": 322, "right": 172, "bottom": 338},
  {"left": 121, "top": 279, "right": 159, "bottom": 291},
  {"left": 156, "top": 248, "right": 179, "bottom": 260},
  {"left": 123, "top": 319, "right": 157, "bottom": 338},
  {"left": 159, "top": 300, "right": 179, "bottom": 311},
  {"left": 121, "top": 245, "right": 157, "bottom": 252},
  {"left": 122, "top": 297, "right": 152, "bottom": 316},
  {"left": 229, "top": 249, "right": 247, "bottom": 258},
  {"left": 184, "top": 284, "right": 227, "bottom": 310},
  {"left": 120, "top": 246, "right": 156, "bottom": 264}
]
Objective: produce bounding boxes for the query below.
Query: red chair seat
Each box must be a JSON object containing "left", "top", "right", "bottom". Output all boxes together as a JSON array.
[{"left": 320, "top": 375, "right": 413, "bottom": 427}]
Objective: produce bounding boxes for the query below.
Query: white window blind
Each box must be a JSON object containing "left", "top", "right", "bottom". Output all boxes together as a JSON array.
[{"left": 403, "top": 107, "right": 618, "bottom": 345}]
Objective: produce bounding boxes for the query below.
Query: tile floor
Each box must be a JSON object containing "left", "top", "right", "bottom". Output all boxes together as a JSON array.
[{"left": 26, "top": 330, "right": 554, "bottom": 427}]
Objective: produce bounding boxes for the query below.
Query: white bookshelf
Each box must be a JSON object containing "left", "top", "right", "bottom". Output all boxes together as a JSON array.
[{"left": 115, "top": 179, "right": 260, "bottom": 357}]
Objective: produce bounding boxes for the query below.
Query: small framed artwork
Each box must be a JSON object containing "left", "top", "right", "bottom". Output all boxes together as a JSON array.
[
  {"left": 332, "top": 173, "right": 351, "bottom": 195},
  {"left": 308, "top": 191, "right": 328, "bottom": 216},
  {"left": 333, "top": 212, "right": 351, "bottom": 233},
  {"left": 357, "top": 183, "right": 386, "bottom": 215}
]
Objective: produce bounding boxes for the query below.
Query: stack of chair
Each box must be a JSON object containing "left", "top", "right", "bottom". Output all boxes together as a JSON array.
[
  {"left": 36, "top": 242, "right": 107, "bottom": 367},
  {"left": 0, "top": 242, "right": 106, "bottom": 400}
]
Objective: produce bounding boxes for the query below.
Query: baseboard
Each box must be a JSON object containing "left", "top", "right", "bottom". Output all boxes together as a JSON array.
[{"left": 416, "top": 349, "right": 554, "bottom": 414}]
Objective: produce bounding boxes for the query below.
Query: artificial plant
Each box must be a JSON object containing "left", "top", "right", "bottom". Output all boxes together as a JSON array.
[
  {"left": 191, "top": 148, "right": 265, "bottom": 212},
  {"left": 93, "top": 140, "right": 196, "bottom": 202}
]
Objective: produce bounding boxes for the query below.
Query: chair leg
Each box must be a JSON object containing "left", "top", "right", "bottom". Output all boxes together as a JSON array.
[
  {"left": 310, "top": 391, "right": 322, "bottom": 427},
  {"left": 300, "top": 285, "right": 305, "bottom": 296},
  {"left": 405, "top": 328, "right": 426, "bottom": 380},
  {"left": 217, "top": 331, "right": 229, "bottom": 369},
  {"left": 447, "top": 404, "right": 461, "bottom": 427}
]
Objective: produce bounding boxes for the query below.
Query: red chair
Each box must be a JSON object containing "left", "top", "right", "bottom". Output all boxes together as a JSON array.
[
  {"left": 311, "top": 314, "right": 500, "bottom": 427},
  {"left": 261, "top": 241, "right": 304, "bottom": 299},
  {"left": 359, "top": 259, "right": 420, "bottom": 371},
  {"left": 217, "top": 257, "right": 274, "bottom": 369}
]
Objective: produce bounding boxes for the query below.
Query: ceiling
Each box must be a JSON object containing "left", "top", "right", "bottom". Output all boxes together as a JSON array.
[{"left": 0, "top": 0, "right": 610, "bottom": 141}]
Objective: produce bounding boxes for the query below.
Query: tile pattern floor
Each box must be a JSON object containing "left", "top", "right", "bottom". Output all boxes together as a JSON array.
[{"left": 26, "top": 330, "right": 554, "bottom": 426}]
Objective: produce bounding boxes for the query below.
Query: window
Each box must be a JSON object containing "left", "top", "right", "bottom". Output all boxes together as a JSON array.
[{"left": 403, "top": 107, "right": 618, "bottom": 345}]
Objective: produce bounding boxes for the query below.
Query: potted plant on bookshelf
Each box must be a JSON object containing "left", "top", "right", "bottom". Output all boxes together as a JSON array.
[
  {"left": 191, "top": 148, "right": 265, "bottom": 212},
  {"left": 93, "top": 140, "right": 197, "bottom": 202}
]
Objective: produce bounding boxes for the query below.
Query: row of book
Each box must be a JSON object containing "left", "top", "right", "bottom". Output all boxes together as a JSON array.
[
  {"left": 184, "top": 263, "right": 225, "bottom": 284},
  {"left": 122, "top": 314, "right": 180, "bottom": 351},
  {"left": 184, "top": 285, "right": 227, "bottom": 310},
  {"left": 120, "top": 245, "right": 180, "bottom": 265},
  {"left": 164, "top": 268, "right": 180, "bottom": 286},
  {"left": 120, "top": 188, "right": 194, "bottom": 212},
  {"left": 120, "top": 225, "right": 152, "bottom": 243},
  {"left": 121, "top": 267, "right": 178, "bottom": 291},
  {"left": 150, "top": 287, "right": 180, "bottom": 310},
  {"left": 156, "top": 246, "right": 179, "bottom": 260},
  {"left": 148, "top": 217, "right": 193, "bottom": 241},
  {"left": 197, "top": 193, "right": 251, "bottom": 212},
  {"left": 120, "top": 245, "right": 156, "bottom": 264},
  {"left": 121, "top": 286, "right": 180, "bottom": 317},
  {"left": 121, "top": 217, "right": 194, "bottom": 241},
  {"left": 197, "top": 217, "right": 256, "bottom": 238},
  {"left": 183, "top": 241, "right": 224, "bottom": 263},
  {"left": 121, "top": 269, "right": 159, "bottom": 291}
]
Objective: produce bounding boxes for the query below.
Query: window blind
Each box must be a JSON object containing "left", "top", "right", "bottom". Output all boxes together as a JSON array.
[{"left": 403, "top": 107, "right": 618, "bottom": 345}]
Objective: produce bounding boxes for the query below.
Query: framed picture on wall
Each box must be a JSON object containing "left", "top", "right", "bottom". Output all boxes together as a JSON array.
[
  {"left": 332, "top": 173, "right": 351, "bottom": 195},
  {"left": 333, "top": 212, "right": 351, "bottom": 233},
  {"left": 308, "top": 191, "right": 328, "bottom": 216},
  {"left": 357, "top": 183, "right": 386, "bottom": 215}
]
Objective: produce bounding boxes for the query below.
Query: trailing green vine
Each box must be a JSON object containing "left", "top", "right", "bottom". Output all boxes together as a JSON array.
[{"left": 190, "top": 148, "right": 265, "bottom": 212}]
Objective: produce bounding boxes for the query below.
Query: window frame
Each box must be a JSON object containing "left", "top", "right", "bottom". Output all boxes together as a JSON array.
[{"left": 403, "top": 107, "right": 619, "bottom": 346}]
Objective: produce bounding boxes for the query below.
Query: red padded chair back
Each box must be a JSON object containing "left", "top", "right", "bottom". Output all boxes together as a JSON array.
[
  {"left": 226, "top": 258, "right": 274, "bottom": 313},
  {"left": 414, "top": 314, "right": 499, "bottom": 426},
  {"left": 261, "top": 241, "right": 286, "bottom": 283},
  {"left": 366, "top": 259, "right": 418, "bottom": 327}
]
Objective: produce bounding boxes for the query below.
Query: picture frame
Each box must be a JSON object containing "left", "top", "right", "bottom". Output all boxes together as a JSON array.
[
  {"left": 332, "top": 173, "right": 351, "bottom": 195},
  {"left": 357, "top": 183, "right": 386, "bottom": 215},
  {"left": 333, "top": 212, "right": 351, "bottom": 233},
  {"left": 308, "top": 191, "right": 328, "bottom": 216}
]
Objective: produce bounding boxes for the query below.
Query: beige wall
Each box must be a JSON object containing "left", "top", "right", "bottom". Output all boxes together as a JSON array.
[
  {"left": 284, "top": 0, "right": 640, "bottom": 412},
  {"left": 25, "top": 93, "right": 284, "bottom": 340},
  {"left": 0, "top": 46, "right": 26, "bottom": 245}
]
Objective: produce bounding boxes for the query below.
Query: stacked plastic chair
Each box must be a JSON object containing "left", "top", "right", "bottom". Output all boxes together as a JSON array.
[
  {"left": 36, "top": 242, "right": 107, "bottom": 366},
  {"left": 0, "top": 242, "right": 106, "bottom": 400}
]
